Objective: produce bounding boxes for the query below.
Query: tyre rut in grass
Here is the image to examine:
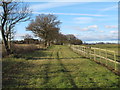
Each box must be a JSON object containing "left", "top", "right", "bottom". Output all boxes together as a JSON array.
[
  {"left": 42, "top": 50, "right": 54, "bottom": 86},
  {"left": 56, "top": 47, "right": 78, "bottom": 88},
  {"left": 61, "top": 46, "right": 100, "bottom": 88}
]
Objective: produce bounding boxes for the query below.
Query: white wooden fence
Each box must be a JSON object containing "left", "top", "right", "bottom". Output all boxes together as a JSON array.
[{"left": 70, "top": 45, "right": 120, "bottom": 72}]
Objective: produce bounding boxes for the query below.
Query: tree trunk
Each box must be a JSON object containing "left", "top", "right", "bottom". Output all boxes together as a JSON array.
[
  {"left": 39, "top": 40, "right": 41, "bottom": 49},
  {"left": 48, "top": 41, "right": 51, "bottom": 46},
  {"left": 9, "top": 32, "right": 11, "bottom": 50},
  {"left": 44, "top": 40, "right": 47, "bottom": 48},
  {"left": 1, "top": 29, "right": 11, "bottom": 55}
]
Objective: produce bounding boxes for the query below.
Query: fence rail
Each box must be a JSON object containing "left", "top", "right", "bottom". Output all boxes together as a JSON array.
[{"left": 70, "top": 45, "right": 120, "bottom": 73}]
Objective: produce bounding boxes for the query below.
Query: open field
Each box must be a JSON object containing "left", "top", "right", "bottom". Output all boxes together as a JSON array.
[
  {"left": 82, "top": 44, "right": 119, "bottom": 53},
  {"left": 81, "top": 44, "right": 119, "bottom": 66},
  {"left": 70, "top": 45, "right": 120, "bottom": 74},
  {"left": 2, "top": 45, "right": 119, "bottom": 88}
]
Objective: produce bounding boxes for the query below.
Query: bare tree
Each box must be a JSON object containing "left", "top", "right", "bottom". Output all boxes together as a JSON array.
[
  {"left": 22, "top": 34, "right": 33, "bottom": 40},
  {"left": 26, "top": 14, "right": 61, "bottom": 47},
  {"left": 22, "top": 34, "right": 33, "bottom": 44},
  {"left": 55, "top": 33, "right": 68, "bottom": 45},
  {"left": 66, "top": 34, "right": 82, "bottom": 45},
  {"left": 0, "top": 0, "right": 32, "bottom": 54}
]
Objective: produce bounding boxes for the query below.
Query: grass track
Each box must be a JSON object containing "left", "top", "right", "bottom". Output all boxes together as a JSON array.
[{"left": 3, "top": 45, "right": 119, "bottom": 88}]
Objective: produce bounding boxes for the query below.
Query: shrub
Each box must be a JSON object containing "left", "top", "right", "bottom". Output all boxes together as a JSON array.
[{"left": 2, "top": 44, "right": 38, "bottom": 57}]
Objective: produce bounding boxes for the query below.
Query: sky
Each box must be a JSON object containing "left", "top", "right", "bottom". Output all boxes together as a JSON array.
[{"left": 0, "top": 0, "right": 119, "bottom": 43}]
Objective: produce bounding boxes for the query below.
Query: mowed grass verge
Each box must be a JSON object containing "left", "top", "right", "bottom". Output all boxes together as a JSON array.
[{"left": 2, "top": 45, "right": 119, "bottom": 88}]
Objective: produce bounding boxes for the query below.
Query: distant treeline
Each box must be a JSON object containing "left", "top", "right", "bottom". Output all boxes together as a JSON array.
[
  {"left": 11, "top": 34, "right": 83, "bottom": 45},
  {"left": 83, "top": 42, "right": 118, "bottom": 45}
]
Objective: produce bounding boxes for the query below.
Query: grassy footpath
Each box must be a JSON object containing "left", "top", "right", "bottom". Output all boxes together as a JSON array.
[{"left": 2, "top": 45, "right": 119, "bottom": 88}]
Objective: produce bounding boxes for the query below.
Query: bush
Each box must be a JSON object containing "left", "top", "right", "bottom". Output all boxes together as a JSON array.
[
  {"left": 2, "top": 44, "right": 38, "bottom": 57},
  {"left": 11, "top": 44, "right": 38, "bottom": 54}
]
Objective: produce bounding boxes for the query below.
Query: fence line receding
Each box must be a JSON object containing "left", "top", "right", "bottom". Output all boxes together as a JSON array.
[{"left": 70, "top": 45, "right": 120, "bottom": 73}]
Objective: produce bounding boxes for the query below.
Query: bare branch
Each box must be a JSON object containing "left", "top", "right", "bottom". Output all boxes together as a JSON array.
[{"left": 0, "top": 0, "right": 32, "bottom": 54}]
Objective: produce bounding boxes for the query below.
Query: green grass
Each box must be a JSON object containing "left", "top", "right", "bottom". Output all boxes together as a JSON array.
[
  {"left": 2, "top": 45, "right": 120, "bottom": 88},
  {"left": 77, "top": 44, "right": 119, "bottom": 70}
]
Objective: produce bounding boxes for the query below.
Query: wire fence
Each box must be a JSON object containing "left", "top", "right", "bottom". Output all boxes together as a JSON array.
[{"left": 70, "top": 45, "right": 120, "bottom": 74}]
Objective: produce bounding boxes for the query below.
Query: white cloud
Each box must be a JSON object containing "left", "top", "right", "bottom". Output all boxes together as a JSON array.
[
  {"left": 15, "top": 33, "right": 33, "bottom": 38},
  {"left": 31, "top": 2, "right": 108, "bottom": 17},
  {"left": 67, "top": 25, "right": 98, "bottom": 31},
  {"left": 15, "top": 33, "right": 28, "bottom": 38},
  {"left": 72, "top": 26, "right": 89, "bottom": 31},
  {"left": 110, "top": 31, "right": 118, "bottom": 34},
  {"left": 30, "top": 2, "right": 78, "bottom": 11},
  {"left": 52, "top": 0, "right": 119, "bottom": 2},
  {"left": 63, "top": 25, "right": 117, "bottom": 41},
  {"left": 21, "top": 0, "right": 119, "bottom": 2},
  {"left": 99, "top": 31, "right": 104, "bottom": 33},
  {"left": 81, "top": 25, "right": 98, "bottom": 31},
  {"left": 105, "top": 25, "right": 118, "bottom": 29},
  {"left": 33, "top": 12, "right": 107, "bottom": 17},
  {"left": 74, "top": 17, "right": 93, "bottom": 24},
  {"left": 14, "top": 33, "right": 35, "bottom": 40},
  {"left": 101, "top": 5, "right": 118, "bottom": 12},
  {"left": 81, "top": 28, "right": 90, "bottom": 31},
  {"left": 88, "top": 25, "right": 98, "bottom": 29},
  {"left": 77, "top": 33, "right": 118, "bottom": 41}
]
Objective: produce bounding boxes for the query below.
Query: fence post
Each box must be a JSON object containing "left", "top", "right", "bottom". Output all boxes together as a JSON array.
[
  {"left": 84, "top": 47, "right": 85, "bottom": 56},
  {"left": 83, "top": 47, "right": 85, "bottom": 56},
  {"left": 86, "top": 47, "right": 87, "bottom": 58},
  {"left": 114, "top": 51, "right": 117, "bottom": 71},
  {"left": 105, "top": 49, "right": 107, "bottom": 66},
  {"left": 79, "top": 46, "right": 80, "bottom": 54},
  {"left": 94, "top": 49, "right": 96, "bottom": 61},
  {"left": 99, "top": 49, "right": 101, "bottom": 63},
  {"left": 81, "top": 46, "right": 83, "bottom": 55},
  {"left": 88, "top": 47, "right": 90, "bottom": 59},
  {"left": 88, "top": 47, "right": 89, "bottom": 58},
  {"left": 86, "top": 47, "right": 88, "bottom": 58},
  {"left": 80, "top": 46, "right": 82, "bottom": 55},
  {"left": 90, "top": 48, "right": 91, "bottom": 59},
  {"left": 79, "top": 46, "right": 80, "bottom": 53}
]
